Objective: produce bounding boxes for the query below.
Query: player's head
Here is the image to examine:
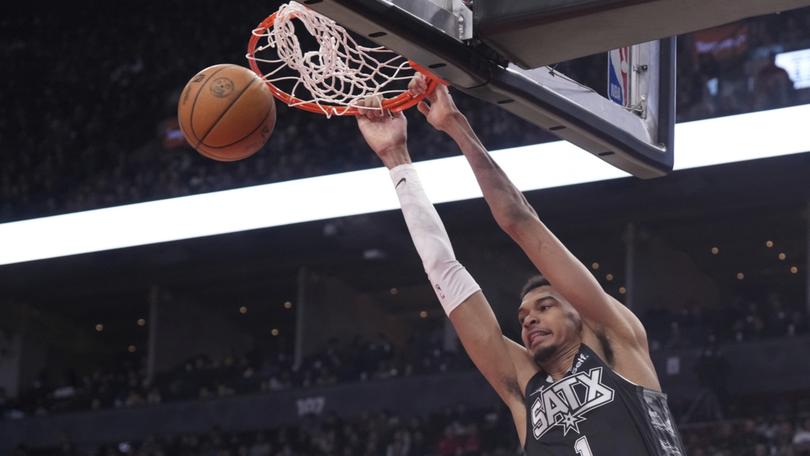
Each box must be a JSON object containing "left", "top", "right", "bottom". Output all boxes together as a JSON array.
[{"left": 518, "top": 275, "right": 583, "bottom": 364}]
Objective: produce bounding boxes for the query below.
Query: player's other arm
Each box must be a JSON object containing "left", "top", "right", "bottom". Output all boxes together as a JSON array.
[
  {"left": 355, "top": 103, "right": 533, "bottom": 439},
  {"left": 411, "top": 77, "right": 647, "bottom": 349}
]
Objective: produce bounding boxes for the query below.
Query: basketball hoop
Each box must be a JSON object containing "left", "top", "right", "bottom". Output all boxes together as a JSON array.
[{"left": 246, "top": 1, "right": 440, "bottom": 117}]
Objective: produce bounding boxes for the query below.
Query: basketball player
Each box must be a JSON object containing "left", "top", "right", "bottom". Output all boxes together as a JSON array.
[{"left": 355, "top": 76, "right": 686, "bottom": 456}]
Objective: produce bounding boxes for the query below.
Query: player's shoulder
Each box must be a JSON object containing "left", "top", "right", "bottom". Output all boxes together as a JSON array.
[
  {"left": 594, "top": 294, "right": 649, "bottom": 351},
  {"left": 582, "top": 310, "right": 661, "bottom": 391}
]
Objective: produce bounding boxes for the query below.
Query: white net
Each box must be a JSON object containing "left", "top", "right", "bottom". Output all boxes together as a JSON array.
[{"left": 247, "top": 1, "right": 419, "bottom": 117}]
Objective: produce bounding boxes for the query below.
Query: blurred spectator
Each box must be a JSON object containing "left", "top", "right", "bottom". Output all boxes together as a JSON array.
[
  {"left": 644, "top": 292, "right": 808, "bottom": 352},
  {"left": 695, "top": 338, "right": 729, "bottom": 418},
  {"left": 795, "top": 418, "right": 810, "bottom": 451},
  {"left": 754, "top": 52, "right": 796, "bottom": 110}
]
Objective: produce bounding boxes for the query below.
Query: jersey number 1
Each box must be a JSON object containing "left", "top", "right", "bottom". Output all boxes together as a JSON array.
[{"left": 574, "top": 436, "right": 594, "bottom": 456}]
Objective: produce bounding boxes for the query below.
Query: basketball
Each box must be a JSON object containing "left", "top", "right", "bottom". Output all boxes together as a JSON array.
[{"left": 178, "top": 64, "right": 276, "bottom": 162}]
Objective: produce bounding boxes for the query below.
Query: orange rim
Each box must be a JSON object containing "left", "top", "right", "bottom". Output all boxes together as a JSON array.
[{"left": 246, "top": 12, "right": 441, "bottom": 116}]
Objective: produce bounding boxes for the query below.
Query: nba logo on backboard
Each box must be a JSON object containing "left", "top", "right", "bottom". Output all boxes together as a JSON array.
[{"left": 608, "top": 47, "right": 631, "bottom": 107}]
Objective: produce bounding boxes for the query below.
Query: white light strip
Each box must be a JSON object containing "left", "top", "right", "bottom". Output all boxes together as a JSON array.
[
  {"left": 673, "top": 105, "right": 810, "bottom": 169},
  {"left": 1, "top": 104, "right": 809, "bottom": 266}
]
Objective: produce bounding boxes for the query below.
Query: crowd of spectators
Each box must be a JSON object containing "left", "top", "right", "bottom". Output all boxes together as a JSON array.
[
  {"left": 644, "top": 292, "right": 809, "bottom": 351},
  {"left": 11, "top": 401, "right": 810, "bottom": 455},
  {"left": 681, "top": 414, "right": 810, "bottom": 455},
  {"left": 152, "top": 332, "right": 468, "bottom": 403},
  {"left": 14, "top": 406, "right": 519, "bottom": 456},
  {"left": 2, "top": 288, "right": 807, "bottom": 422},
  {"left": 2, "top": 3, "right": 809, "bottom": 223},
  {"left": 0, "top": 332, "right": 470, "bottom": 421}
]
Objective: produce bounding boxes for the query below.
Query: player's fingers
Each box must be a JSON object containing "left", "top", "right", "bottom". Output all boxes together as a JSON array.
[
  {"left": 424, "top": 83, "right": 442, "bottom": 104},
  {"left": 357, "top": 96, "right": 374, "bottom": 108},
  {"left": 373, "top": 95, "right": 387, "bottom": 119},
  {"left": 409, "top": 74, "right": 429, "bottom": 97},
  {"left": 356, "top": 97, "right": 375, "bottom": 119},
  {"left": 417, "top": 101, "right": 430, "bottom": 117},
  {"left": 407, "top": 77, "right": 421, "bottom": 96},
  {"left": 357, "top": 95, "right": 382, "bottom": 109},
  {"left": 416, "top": 76, "right": 428, "bottom": 93},
  {"left": 414, "top": 72, "right": 427, "bottom": 87},
  {"left": 433, "top": 84, "right": 450, "bottom": 103},
  {"left": 358, "top": 95, "right": 384, "bottom": 119}
]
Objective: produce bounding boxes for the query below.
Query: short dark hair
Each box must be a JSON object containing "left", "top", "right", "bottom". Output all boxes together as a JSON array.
[{"left": 520, "top": 275, "right": 551, "bottom": 300}]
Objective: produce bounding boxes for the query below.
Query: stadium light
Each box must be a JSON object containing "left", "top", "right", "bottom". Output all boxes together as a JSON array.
[{"left": 1, "top": 104, "right": 809, "bottom": 266}]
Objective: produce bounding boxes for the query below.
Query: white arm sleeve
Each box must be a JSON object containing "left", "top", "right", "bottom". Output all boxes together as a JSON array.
[{"left": 390, "top": 164, "right": 481, "bottom": 315}]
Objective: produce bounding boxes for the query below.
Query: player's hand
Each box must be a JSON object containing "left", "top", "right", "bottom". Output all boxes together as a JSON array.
[
  {"left": 356, "top": 96, "right": 411, "bottom": 168},
  {"left": 409, "top": 73, "right": 465, "bottom": 133}
]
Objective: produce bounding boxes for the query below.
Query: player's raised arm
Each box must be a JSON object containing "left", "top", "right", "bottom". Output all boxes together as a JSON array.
[
  {"left": 355, "top": 100, "right": 537, "bottom": 443},
  {"left": 409, "top": 76, "right": 646, "bottom": 348}
]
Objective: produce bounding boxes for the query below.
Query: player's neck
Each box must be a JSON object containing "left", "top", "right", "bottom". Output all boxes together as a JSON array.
[{"left": 539, "top": 340, "right": 581, "bottom": 381}]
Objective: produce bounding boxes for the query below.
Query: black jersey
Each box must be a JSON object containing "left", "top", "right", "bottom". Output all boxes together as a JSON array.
[{"left": 524, "top": 344, "right": 685, "bottom": 456}]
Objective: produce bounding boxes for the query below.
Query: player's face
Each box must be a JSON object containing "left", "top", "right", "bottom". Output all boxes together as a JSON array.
[{"left": 518, "top": 286, "right": 582, "bottom": 363}]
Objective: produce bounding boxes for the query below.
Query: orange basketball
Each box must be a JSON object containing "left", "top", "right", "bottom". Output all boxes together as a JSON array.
[{"left": 178, "top": 64, "right": 276, "bottom": 162}]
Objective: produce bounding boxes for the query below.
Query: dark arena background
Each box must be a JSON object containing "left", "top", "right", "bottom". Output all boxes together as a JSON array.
[{"left": 2, "top": 1, "right": 810, "bottom": 455}]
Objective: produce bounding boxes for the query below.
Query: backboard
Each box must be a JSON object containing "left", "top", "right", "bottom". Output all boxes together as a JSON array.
[{"left": 300, "top": 0, "right": 810, "bottom": 178}]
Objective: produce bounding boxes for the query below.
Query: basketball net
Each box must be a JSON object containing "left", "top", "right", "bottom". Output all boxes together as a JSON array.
[{"left": 246, "top": 1, "right": 439, "bottom": 117}]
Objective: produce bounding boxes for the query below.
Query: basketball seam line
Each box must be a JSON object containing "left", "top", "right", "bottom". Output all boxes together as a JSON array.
[
  {"left": 188, "top": 65, "right": 230, "bottom": 143},
  {"left": 199, "top": 101, "right": 274, "bottom": 150},
  {"left": 197, "top": 77, "right": 258, "bottom": 149}
]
